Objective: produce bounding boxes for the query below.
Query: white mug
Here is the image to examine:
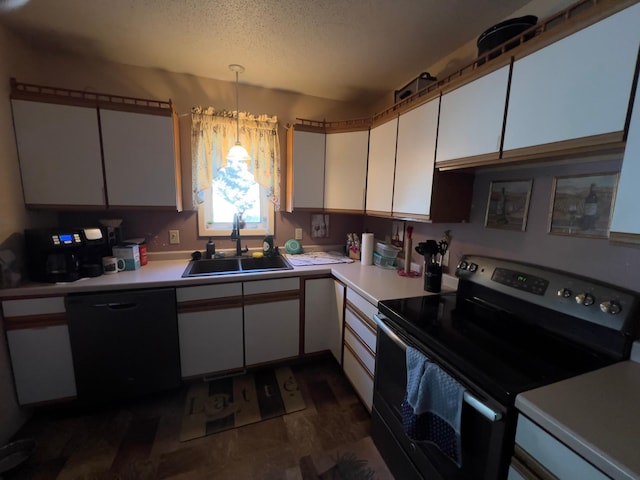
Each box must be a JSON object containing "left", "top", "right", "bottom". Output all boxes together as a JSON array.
[{"left": 102, "top": 256, "right": 125, "bottom": 274}]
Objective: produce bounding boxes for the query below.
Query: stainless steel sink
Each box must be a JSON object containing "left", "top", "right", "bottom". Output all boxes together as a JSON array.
[{"left": 182, "top": 254, "right": 293, "bottom": 277}]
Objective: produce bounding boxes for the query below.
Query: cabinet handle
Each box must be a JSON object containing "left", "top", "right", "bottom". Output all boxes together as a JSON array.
[
  {"left": 92, "top": 302, "right": 137, "bottom": 310},
  {"left": 374, "top": 313, "right": 503, "bottom": 423}
]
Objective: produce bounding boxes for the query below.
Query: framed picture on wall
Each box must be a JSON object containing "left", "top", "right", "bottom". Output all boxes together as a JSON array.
[
  {"left": 485, "top": 179, "right": 533, "bottom": 231},
  {"left": 548, "top": 172, "right": 618, "bottom": 238},
  {"left": 311, "top": 214, "right": 330, "bottom": 238}
]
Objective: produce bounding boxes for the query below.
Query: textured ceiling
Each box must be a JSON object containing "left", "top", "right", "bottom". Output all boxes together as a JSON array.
[{"left": 0, "top": 0, "right": 568, "bottom": 103}]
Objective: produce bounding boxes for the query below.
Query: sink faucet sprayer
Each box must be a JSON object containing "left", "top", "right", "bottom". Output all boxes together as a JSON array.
[{"left": 231, "top": 213, "right": 248, "bottom": 256}]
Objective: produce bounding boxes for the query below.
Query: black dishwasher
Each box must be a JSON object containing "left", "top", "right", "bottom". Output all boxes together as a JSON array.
[{"left": 66, "top": 288, "right": 181, "bottom": 403}]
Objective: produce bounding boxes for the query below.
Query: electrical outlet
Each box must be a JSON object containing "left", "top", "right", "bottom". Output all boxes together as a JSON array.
[
  {"left": 295, "top": 228, "right": 303, "bottom": 240},
  {"left": 169, "top": 230, "right": 180, "bottom": 244}
]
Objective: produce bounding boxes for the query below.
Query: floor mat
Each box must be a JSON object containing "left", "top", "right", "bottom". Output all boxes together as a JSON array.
[{"left": 179, "top": 366, "right": 305, "bottom": 441}]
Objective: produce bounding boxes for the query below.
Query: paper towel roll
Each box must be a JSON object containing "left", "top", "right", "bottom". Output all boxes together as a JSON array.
[{"left": 361, "top": 233, "right": 374, "bottom": 266}]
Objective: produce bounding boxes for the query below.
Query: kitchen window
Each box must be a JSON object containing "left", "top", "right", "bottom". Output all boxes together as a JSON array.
[{"left": 191, "top": 107, "right": 280, "bottom": 237}]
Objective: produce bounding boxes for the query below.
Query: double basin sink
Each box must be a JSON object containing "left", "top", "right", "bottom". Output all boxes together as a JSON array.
[{"left": 182, "top": 254, "right": 293, "bottom": 277}]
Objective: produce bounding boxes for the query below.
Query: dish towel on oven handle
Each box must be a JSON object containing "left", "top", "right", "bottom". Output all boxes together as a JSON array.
[{"left": 403, "top": 346, "right": 465, "bottom": 467}]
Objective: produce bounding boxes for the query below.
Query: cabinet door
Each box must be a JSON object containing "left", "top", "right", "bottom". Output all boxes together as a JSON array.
[
  {"left": 177, "top": 283, "right": 244, "bottom": 377},
  {"left": 611, "top": 68, "right": 640, "bottom": 240},
  {"left": 6, "top": 326, "right": 77, "bottom": 405},
  {"left": 244, "top": 299, "right": 300, "bottom": 365},
  {"left": 286, "top": 128, "right": 325, "bottom": 211},
  {"left": 504, "top": 3, "right": 640, "bottom": 154},
  {"left": 324, "top": 130, "right": 369, "bottom": 212},
  {"left": 304, "top": 278, "right": 344, "bottom": 362},
  {"left": 11, "top": 100, "right": 105, "bottom": 207},
  {"left": 393, "top": 98, "right": 439, "bottom": 218},
  {"left": 366, "top": 117, "right": 398, "bottom": 215},
  {"left": 244, "top": 277, "right": 300, "bottom": 365},
  {"left": 436, "top": 66, "right": 509, "bottom": 165},
  {"left": 2, "top": 296, "right": 76, "bottom": 405},
  {"left": 100, "top": 109, "right": 180, "bottom": 209},
  {"left": 178, "top": 307, "right": 244, "bottom": 377}
]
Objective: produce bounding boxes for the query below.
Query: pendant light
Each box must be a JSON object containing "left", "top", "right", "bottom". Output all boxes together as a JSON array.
[{"left": 226, "top": 64, "right": 251, "bottom": 162}]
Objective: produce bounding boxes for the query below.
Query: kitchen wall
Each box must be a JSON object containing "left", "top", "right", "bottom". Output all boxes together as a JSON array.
[
  {"left": 8, "top": 49, "right": 369, "bottom": 253},
  {"left": 0, "top": 25, "right": 60, "bottom": 444},
  {"left": 364, "top": 156, "right": 640, "bottom": 293}
]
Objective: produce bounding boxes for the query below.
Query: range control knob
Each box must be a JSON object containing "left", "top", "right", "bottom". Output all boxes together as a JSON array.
[
  {"left": 599, "top": 300, "right": 622, "bottom": 315},
  {"left": 575, "top": 293, "right": 595, "bottom": 306},
  {"left": 457, "top": 261, "right": 468, "bottom": 270},
  {"left": 557, "top": 288, "right": 573, "bottom": 298},
  {"left": 468, "top": 263, "right": 478, "bottom": 272}
]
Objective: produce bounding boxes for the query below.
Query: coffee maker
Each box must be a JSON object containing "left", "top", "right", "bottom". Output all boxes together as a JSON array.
[{"left": 24, "top": 228, "right": 107, "bottom": 283}]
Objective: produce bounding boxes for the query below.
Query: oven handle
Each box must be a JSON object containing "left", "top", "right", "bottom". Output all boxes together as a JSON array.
[{"left": 374, "top": 313, "right": 503, "bottom": 423}]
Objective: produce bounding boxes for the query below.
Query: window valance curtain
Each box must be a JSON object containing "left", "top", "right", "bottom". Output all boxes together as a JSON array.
[{"left": 191, "top": 106, "right": 281, "bottom": 209}]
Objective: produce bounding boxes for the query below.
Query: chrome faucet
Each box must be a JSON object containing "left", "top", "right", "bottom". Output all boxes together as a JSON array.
[{"left": 231, "top": 213, "right": 248, "bottom": 256}]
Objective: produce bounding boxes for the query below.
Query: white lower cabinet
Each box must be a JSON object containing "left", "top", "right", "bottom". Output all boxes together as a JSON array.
[
  {"left": 304, "top": 277, "right": 345, "bottom": 362},
  {"left": 176, "top": 283, "right": 244, "bottom": 378},
  {"left": 510, "top": 414, "right": 611, "bottom": 480},
  {"left": 244, "top": 277, "right": 301, "bottom": 366},
  {"left": 178, "top": 279, "right": 302, "bottom": 373},
  {"left": 342, "top": 287, "right": 378, "bottom": 411},
  {"left": 2, "top": 297, "right": 77, "bottom": 405}
]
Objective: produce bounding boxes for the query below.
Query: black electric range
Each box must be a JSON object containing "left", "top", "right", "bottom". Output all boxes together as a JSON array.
[
  {"left": 378, "top": 255, "right": 640, "bottom": 406},
  {"left": 372, "top": 255, "right": 640, "bottom": 480}
]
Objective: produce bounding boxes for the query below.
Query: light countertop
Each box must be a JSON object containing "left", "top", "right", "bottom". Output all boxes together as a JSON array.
[
  {"left": 516, "top": 361, "right": 640, "bottom": 480},
  {"left": 0, "top": 256, "right": 456, "bottom": 305}
]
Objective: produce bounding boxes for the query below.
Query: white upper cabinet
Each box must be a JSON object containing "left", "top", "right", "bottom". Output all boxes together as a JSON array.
[
  {"left": 436, "top": 65, "right": 510, "bottom": 166},
  {"left": 394, "top": 98, "right": 439, "bottom": 218},
  {"left": 365, "top": 117, "right": 398, "bottom": 215},
  {"left": 503, "top": 3, "right": 640, "bottom": 155},
  {"left": 11, "top": 84, "right": 182, "bottom": 211},
  {"left": 324, "top": 130, "right": 369, "bottom": 212},
  {"left": 11, "top": 100, "right": 105, "bottom": 207},
  {"left": 286, "top": 128, "right": 325, "bottom": 211},
  {"left": 100, "top": 109, "right": 180, "bottom": 208},
  {"left": 611, "top": 70, "right": 640, "bottom": 242}
]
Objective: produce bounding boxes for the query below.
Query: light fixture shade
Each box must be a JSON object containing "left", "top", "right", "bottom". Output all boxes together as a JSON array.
[{"left": 226, "top": 143, "right": 251, "bottom": 162}]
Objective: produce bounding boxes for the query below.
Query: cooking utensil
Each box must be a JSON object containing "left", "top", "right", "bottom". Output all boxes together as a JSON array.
[
  {"left": 477, "top": 15, "right": 538, "bottom": 64},
  {"left": 437, "top": 240, "right": 449, "bottom": 265},
  {"left": 415, "top": 240, "right": 439, "bottom": 257},
  {"left": 404, "top": 226, "right": 413, "bottom": 274}
]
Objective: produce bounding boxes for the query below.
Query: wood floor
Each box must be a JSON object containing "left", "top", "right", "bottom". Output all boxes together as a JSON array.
[{"left": 4, "top": 356, "right": 375, "bottom": 480}]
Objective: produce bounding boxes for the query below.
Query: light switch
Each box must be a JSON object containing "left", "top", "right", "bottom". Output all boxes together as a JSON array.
[
  {"left": 169, "top": 230, "right": 180, "bottom": 244},
  {"left": 295, "top": 228, "right": 303, "bottom": 240}
]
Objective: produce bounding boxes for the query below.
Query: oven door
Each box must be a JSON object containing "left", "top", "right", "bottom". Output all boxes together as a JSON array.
[{"left": 372, "top": 313, "right": 509, "bottom": 480}]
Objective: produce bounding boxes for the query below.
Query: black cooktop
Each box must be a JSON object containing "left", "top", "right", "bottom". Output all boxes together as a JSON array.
[{"left": 378, "top": 291, "right": 618, "bottom": 405}]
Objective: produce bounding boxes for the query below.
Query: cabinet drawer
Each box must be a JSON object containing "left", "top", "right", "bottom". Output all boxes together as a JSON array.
[
  {"left": 343, "top": 345, "right": 373, "bottom": 412},
  {"left": 345, "top": 307, "right": 377, "bottom": 353},
  {"left": 346, "top": 287, "right": 377, "bottom": 320},
  {"left": 244, "top": 277, "right": 299, "bottom": 295},
  {"left": 176, "top": 283, "right": 242, "bottom": 302},
  {"left": 344, "top": 327, "right": 375, "bottom": 375},
  {"left": 515, "top": 415, "right": 609, "bottom": 480},
  {"left": 2, "top": 296, "right": 65, "bottom": 317}
]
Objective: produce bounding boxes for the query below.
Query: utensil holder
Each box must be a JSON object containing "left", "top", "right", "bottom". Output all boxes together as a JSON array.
[{"left": 424, "top": 262, "right": 442, "bottom": 293}]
